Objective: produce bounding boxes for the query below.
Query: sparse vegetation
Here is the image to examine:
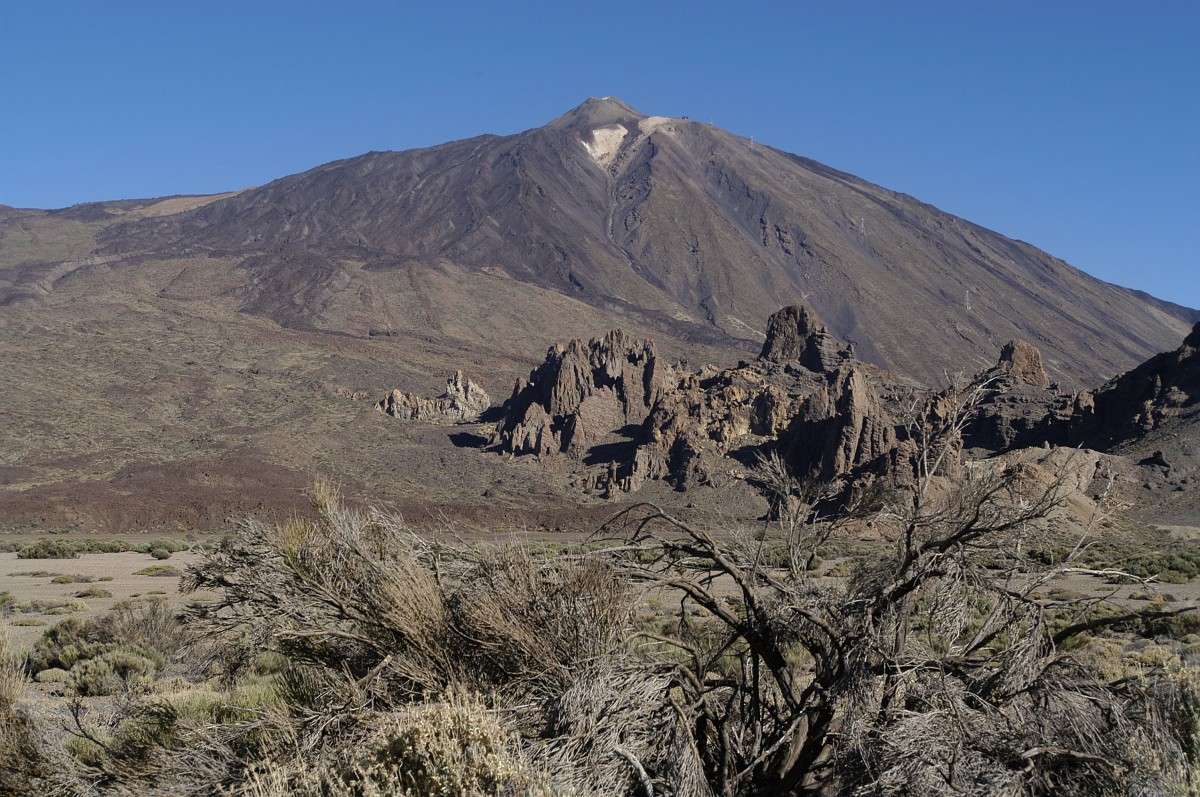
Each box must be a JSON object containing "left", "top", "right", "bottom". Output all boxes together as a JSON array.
[
  {"left": 0, "top": 386, "right": 1196, "bottom": 795},
  {"left": 52, "top": 573, "right": 96, "bottom": 584},
  {"left": 3, "top": 537, "right": 191, "bottom": 560},
  {"left": 133, "top": 565, "right": 181, "bottom": 577}
]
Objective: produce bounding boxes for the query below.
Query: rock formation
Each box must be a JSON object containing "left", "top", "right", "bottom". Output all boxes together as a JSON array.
[
  {"left": 634, "top": 365, "right": 811, "bottom": 491},
  {"left": 492, "top": 330, "right": 671, "bottom": 457},
  {"left": 962, "top": 340, "right": 1071, "bottom": 453},
  {"left": 377, "top": 371, "right": 491, "bottom": 423},
  {"left": 485, "top": 308, "right": 1200, "bottom": 513},
  {"left": 759, "top": 305, "right": 854, "bottom": 371},
  {"left": 996, "top": 339, "right": 1051, "bottom": 388},
  {"left": 780, "top": 364, "right": 899, "bottom": 482},
  {"left": 1064, "top": 321, "right": 1200, "bottom": 448},
  {"left": 489, "top": 305, "right": 909, "bottom": 496}
]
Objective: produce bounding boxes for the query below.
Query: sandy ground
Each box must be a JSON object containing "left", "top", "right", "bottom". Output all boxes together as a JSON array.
[{"left": 0, "top": 549, "right": 215, "bottom": 650}]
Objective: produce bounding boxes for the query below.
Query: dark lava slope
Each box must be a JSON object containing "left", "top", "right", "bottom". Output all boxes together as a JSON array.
[{"left": 96, "top": 97, "right": 1194, "bottom": 387}]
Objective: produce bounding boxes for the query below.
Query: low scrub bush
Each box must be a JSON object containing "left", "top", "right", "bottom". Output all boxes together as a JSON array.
[
  {"left": 140, "top": 538, "right": 190, "bottom": 555},
  {"left": 28, "top": 602, "right": 187, "bottom": 697},
  {"left": 17, "top": 539, "right": 82, "bottom": 559},
  {"left": 168, "top": 467, "right": 1200, "bottom": 796},
  {"left": 134, "top": 565, "right": 180, "bottom": 577},
  {"left": 69, "top": 644, "right": 164, "bottom": 696},
  {"left": 15, "top": 538, "right": 134, "bottom": 559},
  {"left": 336, "top": 696, "right": 554, "bottom": 797}
]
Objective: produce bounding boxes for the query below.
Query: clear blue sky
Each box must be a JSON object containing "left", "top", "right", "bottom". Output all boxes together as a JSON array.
[{"left": 2, "top": 1, "right": 1197, "bottom": 310}]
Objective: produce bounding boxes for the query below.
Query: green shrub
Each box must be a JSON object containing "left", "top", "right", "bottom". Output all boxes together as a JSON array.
[
  {"left": 133, "top": 565, "right": 180, "bottom": 577},
  {"left": 28, "top": 617, "right": 97, "bottom": 672},
  {"left": 12, "top": 598, "right": 88, "bottom": 616},
  {"left": 15, "top": 539, "right": 134, "bottom": 559},
  {"left": 89, "top": 540, "right": 130, "bottom": 554},
  {"left": 28, "top": 607, "right": 174, "bottom": 681},
  {"left": 63, "top": 735, "right": 106, "bottom": 771},
  {"left": 143, "top": 538, "right": 189, "bottom": 554},
  {"left": 150, "top": 547, "right": 171, "bottom": 560},
  {"left": 33, "top": 667, "right": 69, "bottom": 684},
  {"left": 17, "top": 540, "right": 80, "bottom": 559},
  {"left": 75, "top": 587, "right": 112, "bottom": 599},
  {"left": 338, "top": 699, "right": 551, "bottom": 797},
  {"left": 69, "top": 644, "right": 164, "bottom": 696},
  {"left": 251, "top": 651, "right": 289, "bottom": 676}
]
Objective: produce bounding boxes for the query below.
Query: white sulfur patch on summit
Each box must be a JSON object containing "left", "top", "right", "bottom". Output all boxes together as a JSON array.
[{"left": 581, "top": 124, "right": 628, "bottom": 167}]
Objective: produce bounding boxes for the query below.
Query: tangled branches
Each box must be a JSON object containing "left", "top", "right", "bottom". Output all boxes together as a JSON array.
[{"left": 148, "top": 381, "right": 1200, "bottom": 796}]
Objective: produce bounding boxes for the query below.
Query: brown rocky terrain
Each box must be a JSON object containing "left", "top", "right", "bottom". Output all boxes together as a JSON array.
[
  {"left": 0, "top": 98, "right": 1196, "bottom": 532},
  {"left": 482, "top": 308, "right": 1199, "bottom": 529}
]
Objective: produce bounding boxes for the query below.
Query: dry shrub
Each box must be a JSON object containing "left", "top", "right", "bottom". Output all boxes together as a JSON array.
[
  {"left": 338, "top": 694, "right": 554, "bottom": 797},
  {"left": 448, "top": 546, "right": 634, "bottom": 700},
  {"left": 144, "top": 456, "right": 1200, "bottom": 797},
  {"left": 0, "top": 631, "right": 57, "bottom": 794}
]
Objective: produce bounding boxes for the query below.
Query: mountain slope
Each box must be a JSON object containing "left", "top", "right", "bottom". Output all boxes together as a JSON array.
[
  {"left": 91, "top": 96, "right": 1194, "bottom": 386},
  {"left": 1, "top": 97, "right": 1197, "bottom": 532}
]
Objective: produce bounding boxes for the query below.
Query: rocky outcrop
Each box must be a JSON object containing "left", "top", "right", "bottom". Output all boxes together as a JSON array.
[
  {"left": 780, "top": 364, "right": 899, "bottom": 481},
  {"left": 997, "top": 339, "right": 1051, "bottom": 388},
  {"left": 1064, "top": 321, "right": 1200, "bottom": 448},
  {"left": 759, "top": 305, "right": 853, "bottom": 371},
  {"left": 377, "top": 371, "right": 491, "bottom": 423},
  {"left": 963, "top": 340, "right": 1071, "bottom": 453},
  {"left": 623, "top": 304, "right": 901, "bottom": 491},
  {"left": 489, "top": 308, "right": 1183, "bottom": 503},
  {"left": 492, "top": 330, "right": 671, "bottom": 457},
  {"left": 635, "top": 365, "right": 813, "bottom": 490}
]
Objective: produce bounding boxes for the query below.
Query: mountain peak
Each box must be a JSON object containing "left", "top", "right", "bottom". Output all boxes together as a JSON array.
[{"left": 549, "top": 96, "right": 647, "bottom": 132}]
